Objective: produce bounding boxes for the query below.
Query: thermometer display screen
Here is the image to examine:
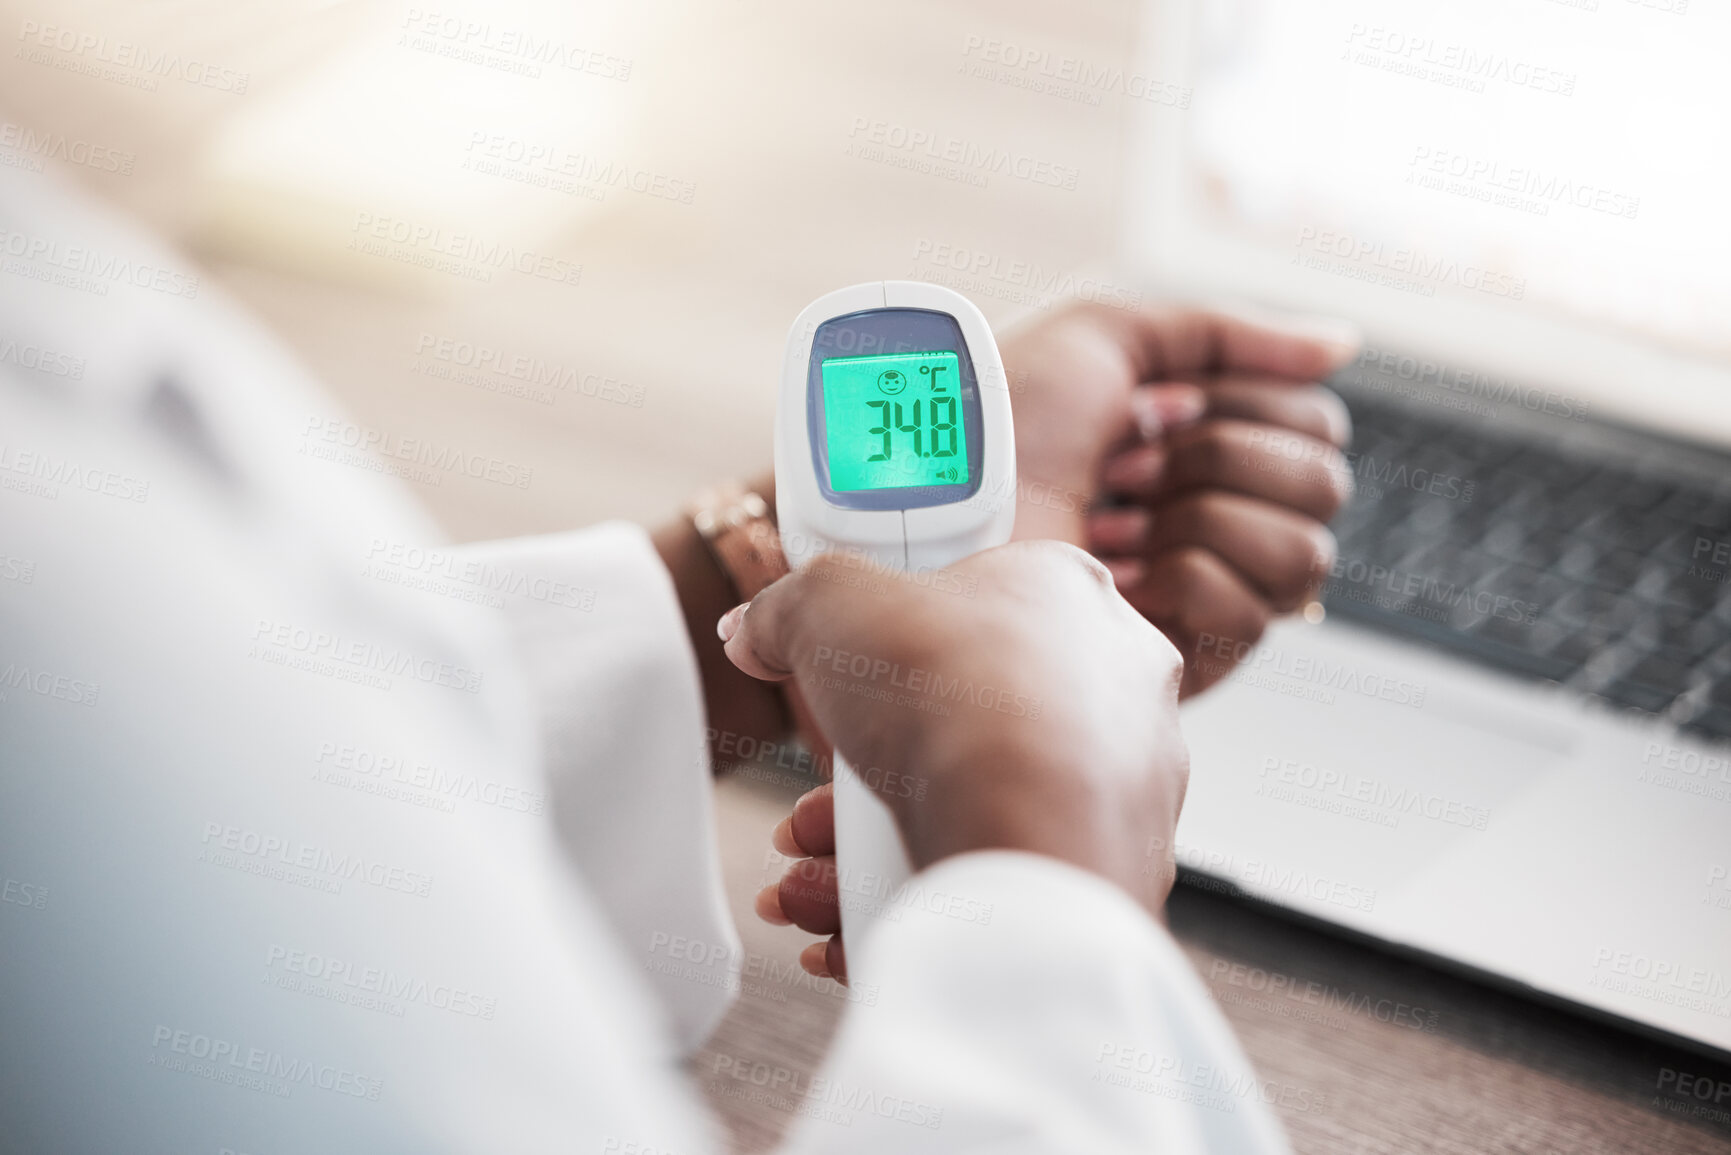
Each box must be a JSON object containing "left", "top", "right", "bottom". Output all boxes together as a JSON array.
[{"left": 819, "top": 351, "right": 970, "bottom": 492}]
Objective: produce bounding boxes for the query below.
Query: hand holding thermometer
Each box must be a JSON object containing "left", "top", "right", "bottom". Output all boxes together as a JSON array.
[{"left": 775, "top": 281, "right": 1015, "bottom": 960}]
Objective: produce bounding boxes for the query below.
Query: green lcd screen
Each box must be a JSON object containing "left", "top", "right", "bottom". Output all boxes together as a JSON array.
[{"left": 820, "top": 351, "right": 969, "bottom": 492}]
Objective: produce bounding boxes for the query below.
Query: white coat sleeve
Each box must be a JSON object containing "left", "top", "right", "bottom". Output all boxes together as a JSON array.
[
  {"left": 776, "top": 852, "right": 1293, "bottom": 1155},
  {"left": 447, "top": 523, "right": 742, "bottom": 1052}
]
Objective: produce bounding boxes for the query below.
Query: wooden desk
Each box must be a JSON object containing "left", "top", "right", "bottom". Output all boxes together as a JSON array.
[{"left": 701, "top": 775, "right": 1731, "bottom": 1155}]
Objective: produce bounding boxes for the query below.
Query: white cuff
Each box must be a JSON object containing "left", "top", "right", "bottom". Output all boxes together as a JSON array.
[
  {"left": 781, "top": 851, "right": 1291, "bottom": 1155},
  {"left": 451, "top": 522, "right": 740, "bottom": 1052}
]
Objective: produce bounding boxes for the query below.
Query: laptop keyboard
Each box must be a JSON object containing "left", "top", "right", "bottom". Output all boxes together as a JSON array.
[{"left": 1321, "top": 391, "right": 1731, "bottom": 742}]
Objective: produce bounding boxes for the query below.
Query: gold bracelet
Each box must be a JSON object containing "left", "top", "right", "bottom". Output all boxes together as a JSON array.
[
  {"left": 687, "top": 484, "right": 788, "bottom": 601},
  {"left": 686, "top": 483, "right": 832, "bottom": 765}
]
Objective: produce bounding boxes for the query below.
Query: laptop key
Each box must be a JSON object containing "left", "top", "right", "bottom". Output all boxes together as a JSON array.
[
  {"left": 1659, "top": 490, "right": 1731, "bottom": 526},
  {"left": 1559, "top": 470, "right": 1630, "bottom": 514},
  {"left": 1681, "top": 679, "right": 1731, "bottom": 741},
  {"left": 1588, "top": 547, "right": 1658, "bottom": 595},
  {"left": 1581, "top": 510, "right": 1686, "bottom": 552},
  {"left": 1470, "top": 612, "right": 1546, "bottom": 651},
  {"left": 1556, "top": 540, "right": 1600, "bottom": 581},
  {"left": 1495, "top": 562, "right": 1570, "bottom": 607},
  {"left": 1627, "top": 607, "right": 1730, "bottom": 661},
  {"left": 1653, "top": 523, "right": 1725, "bottom": 564},
  {"left": 1661, "top": 570, "right": 1727, "bottom": 614},
  {"left": 1543, "top": 629, "right": 1614, "bottom": 674},
  {"left": 1610, "top": 476, "right": 1680, "bottom": 512},
  {"left": 1600, "top": 651, "right": 1696, "bottom": 714},
  {"left": 1707, "top": 677, "right": 1731, "bottom": 711},
  {"left": 1503, "top": 449, "right": 1597, "bottom": 490},
  {"left": 1552, "top": 587, "right": 1642, "bottom": 633},
  {"left": 1512, "top": 530, "right": 1568, "bottom": 569},
  {"left": 1681, "top": 707, "right": 1731, "bottom": 742}
]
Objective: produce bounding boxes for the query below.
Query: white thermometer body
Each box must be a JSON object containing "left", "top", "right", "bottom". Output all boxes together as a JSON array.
[{"left": 774, "top": 281, "right": 1015, "bottom": 959}]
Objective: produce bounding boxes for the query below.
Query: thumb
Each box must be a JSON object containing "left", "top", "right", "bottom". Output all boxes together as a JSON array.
[{"left": 718, "top": 570, "right": 807, "bottom": 682}]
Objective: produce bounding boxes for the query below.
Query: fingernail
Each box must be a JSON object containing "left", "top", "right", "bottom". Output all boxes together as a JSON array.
[
  {"left": 1130, "top": 391, "right": 1166, "bottom": 441},
  {"left": 1298, "top": 319, "right": 1365, "bottom": 368},
  {"left": 771, "top": 817, "right": 803, "bottom": 857},
  {"left": 1104, "top": 558, "right": 1146, "bottom": 589},
  {"left": 1102, "top": 447, "right": 1166, "bottom": 492},
  {"left": 717, "top": 602, "right": 748, "bottom": 643},
  {"left": 800, "top": 941, "right": 832, "bottom": 978},
  {"left": 1131, "top": 386, "right": 1207, "bottom": 441},
  {"left": 1319, "top": 336, "right": 1362, "bottom": 370},
  {"left": 1087, "top": 508, "right": 1150, "bottom": 552},
  {"left": 755, "top": 884, "right": 792, "bottom": 926},
  {"left": 1234, "top": 308, "right": 1364, "bottom": 367}
]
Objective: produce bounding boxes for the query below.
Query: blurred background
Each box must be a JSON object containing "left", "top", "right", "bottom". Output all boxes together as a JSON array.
[{"left": 0, "top": 0, "right": 1134, "bottom": 541}]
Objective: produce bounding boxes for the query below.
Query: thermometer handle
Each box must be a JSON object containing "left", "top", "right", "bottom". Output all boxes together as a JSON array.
[
  {"left": 833, "top": 752, "right": 916, "bottom": 951},
  {"left": 773, "top": 281, "right": 1015, "bottom": 965}
]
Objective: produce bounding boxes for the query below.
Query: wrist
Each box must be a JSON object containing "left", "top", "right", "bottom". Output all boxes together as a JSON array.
[
  {"left": 653, "top": 471, "right": 790, "bottom": 770},
  {"left": 1010, "top": 465, "right": 1094, "bottom": 547},
  {"left": 896, "top": 738, "right": 1170, "bottom": 913}
]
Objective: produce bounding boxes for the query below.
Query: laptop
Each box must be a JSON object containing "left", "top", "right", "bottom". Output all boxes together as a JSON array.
[{"left": 1124, "top": 0, "right": 1731, "bottom": 1055}]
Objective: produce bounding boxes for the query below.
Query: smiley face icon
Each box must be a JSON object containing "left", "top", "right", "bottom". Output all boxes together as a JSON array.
[{"left": 876, "top": 369, "right": 908, "bottom": 395}]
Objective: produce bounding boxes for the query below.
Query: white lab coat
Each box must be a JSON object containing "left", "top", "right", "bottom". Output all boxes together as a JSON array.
[{"left": 0, "top": 166, "right": 1289, "bottom": 1154}]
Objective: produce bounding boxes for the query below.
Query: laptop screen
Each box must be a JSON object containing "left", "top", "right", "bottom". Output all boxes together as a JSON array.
[{"left": 1133, "top": 0, "right": 1731, "bottom": 432}]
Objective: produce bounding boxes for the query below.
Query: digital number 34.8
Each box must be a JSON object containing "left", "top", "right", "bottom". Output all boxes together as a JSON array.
[{"left": 865, "top": 397, "right": 958, "bottom": 462}]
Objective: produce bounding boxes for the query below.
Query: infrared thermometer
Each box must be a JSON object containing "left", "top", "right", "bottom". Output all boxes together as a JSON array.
[{"left": 775, "top": 281, "right": 1015, "bottom": 956}]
